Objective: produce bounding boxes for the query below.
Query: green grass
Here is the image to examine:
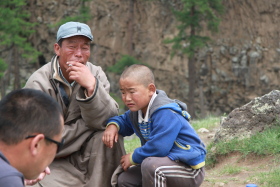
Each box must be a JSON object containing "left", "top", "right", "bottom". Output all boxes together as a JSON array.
[
  {"left": 209, "top": 125, "right": 280, "bottom": 155},
  {"left": 219, "top": 164, "right": 244, "bottom": 175},
  {"left": 206, "top": 125, "right": 280, "bottom": 167},
  {"left": 253, "top": 168, "right": 280, "bottom": 186},
  {"left": 191, "top": 115, "right": 221, "bottom": 131},
  {"left": 124, "top": 136, "right": 141, "bottom": 153}
]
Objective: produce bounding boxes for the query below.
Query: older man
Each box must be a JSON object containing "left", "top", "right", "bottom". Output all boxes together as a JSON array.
[{"left": 24, "top": 22, "right": 125, "bottom": 187}]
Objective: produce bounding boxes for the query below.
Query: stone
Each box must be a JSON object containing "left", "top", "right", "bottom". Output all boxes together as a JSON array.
[
  {"left": 214, "top": 90, "right": 280, "bottom": 142},
  {"left": 207, "top": 134, "right": 215, "bottom": 139},
  {"left": 198, "top": 128, "right": 210, "bottom": 133}
]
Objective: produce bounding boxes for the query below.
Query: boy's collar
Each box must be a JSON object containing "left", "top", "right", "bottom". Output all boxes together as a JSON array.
[{"left": 138, "top": 91, "right": 157, "bottom": 123}]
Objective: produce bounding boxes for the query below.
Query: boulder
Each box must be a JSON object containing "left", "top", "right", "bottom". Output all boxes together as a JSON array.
[{"left": 214, "top": 90, "right": 280, "bottom": 142}]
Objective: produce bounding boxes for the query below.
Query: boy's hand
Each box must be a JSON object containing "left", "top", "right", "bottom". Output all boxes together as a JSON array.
[
  {"left": 102, "top": 124, "right": 118, "bottom": 148},
  {"left": 121, "top": 154, "right": 132, "bottom": 171}
]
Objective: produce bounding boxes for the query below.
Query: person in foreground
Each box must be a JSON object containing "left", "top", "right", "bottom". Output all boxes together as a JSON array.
[
  {"left": 24, "top": 21, "right": 125, "bottom": 187},
  {"left": 0, "top": 88, "right": 64, "bottom": 187},
  {"left": 103, "top": 64, "right": 206, "bottom": 187}
]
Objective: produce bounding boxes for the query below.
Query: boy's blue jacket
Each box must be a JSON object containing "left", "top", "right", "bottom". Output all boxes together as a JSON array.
[{"left": 107, "top": 90, "right": 206, "bottom": 169}]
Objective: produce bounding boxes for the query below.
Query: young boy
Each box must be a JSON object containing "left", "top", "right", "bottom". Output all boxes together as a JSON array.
[{"left": 102, "top": 64, "right": 206, "bottom": 187}]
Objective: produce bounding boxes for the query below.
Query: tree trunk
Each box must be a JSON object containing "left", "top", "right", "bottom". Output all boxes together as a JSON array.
[
  {"left": 188, "top": 5, "right": 197, "bottom": 118},
  {"left": 199, "top": 79, "right": 206, "bottom": 118},
  {"left": 188, "top": 55, "right": 196, "bottom": 118},
  {"left": 13, "top": 47, "right": 20, "bottom": 90},
  {"left": 127, "top": 0, "right": 135, "bottom": 55},
  {"left": 0, "top": 71, "right": 7, "bottom": 98},
  {"left": 0, "top": 46, "right": 13, "bottom": 98}
]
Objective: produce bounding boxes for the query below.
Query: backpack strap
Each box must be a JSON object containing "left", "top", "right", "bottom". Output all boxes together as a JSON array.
[{"left": 174, "top": 100, "right": 191, "bottom": 121}]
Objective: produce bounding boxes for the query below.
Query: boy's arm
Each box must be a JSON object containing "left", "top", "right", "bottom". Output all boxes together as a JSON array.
[
  {"left": 102, "top": 111, "right": 135, "bottom": 148},
  {"left": 107, "top": 111, "right": 135, "bottom": 137}
]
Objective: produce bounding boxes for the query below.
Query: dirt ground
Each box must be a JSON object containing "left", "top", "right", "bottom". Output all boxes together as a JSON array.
[{"left": 198, "top": 128, "right": 274, "bottom": 187}]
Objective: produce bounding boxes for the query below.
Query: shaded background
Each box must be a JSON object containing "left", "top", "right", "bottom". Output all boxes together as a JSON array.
[{"left": 1, "top": 0, "right": 280, "bottom": 117}]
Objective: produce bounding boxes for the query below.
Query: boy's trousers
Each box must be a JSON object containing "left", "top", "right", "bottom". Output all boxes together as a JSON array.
[{"left": 117, "top": 156, "right": 205, "bottom": 187}]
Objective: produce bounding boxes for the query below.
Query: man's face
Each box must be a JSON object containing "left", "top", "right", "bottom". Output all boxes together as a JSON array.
[
  {"left": 54, "top": 35, "right": 91, "bottom": 72},
  {"left": 26, "top": 116, "right": 64, "bottom": 180}
]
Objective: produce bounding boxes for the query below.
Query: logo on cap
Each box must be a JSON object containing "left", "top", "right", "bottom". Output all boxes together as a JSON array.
[{"left": 77, "top": 26, "right": 81, "bottom": 32}]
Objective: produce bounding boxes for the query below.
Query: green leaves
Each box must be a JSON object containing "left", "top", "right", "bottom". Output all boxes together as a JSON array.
[
  {"left": 52, "top": 0, "right": 92, "bottom": 28},
  {"left": 0, "top": 0, "right": 39, "bottom": 62},
  {"left": 107, "top": 55, "right": 144, "bottom": 75},
  {"left": 166, "top": 0, "right": 224, "bottom": 57}
]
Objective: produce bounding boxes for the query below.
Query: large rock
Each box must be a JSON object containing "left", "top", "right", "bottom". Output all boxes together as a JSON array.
[{"left": 214, "top": 90, "right": 280, "bottom": 142}]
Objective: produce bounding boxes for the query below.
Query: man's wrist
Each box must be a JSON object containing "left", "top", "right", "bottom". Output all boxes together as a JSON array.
[{"left": 85, "top": 77, "right": 97, "bottom": 97}]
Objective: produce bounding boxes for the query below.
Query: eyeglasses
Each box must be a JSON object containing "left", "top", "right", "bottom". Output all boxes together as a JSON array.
[{"left": 25, "top": 135, "right": 65, "bottom": 153}]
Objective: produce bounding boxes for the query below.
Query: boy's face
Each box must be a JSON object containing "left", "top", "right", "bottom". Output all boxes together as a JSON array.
[{"left": 119, "top": 77, "right": 155, "bottom": 114}]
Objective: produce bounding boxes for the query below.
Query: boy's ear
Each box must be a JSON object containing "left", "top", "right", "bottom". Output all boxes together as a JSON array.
[
  {"left": 29, "top": 134, "right": 45, "bottom": 156},
  {"left": 148, "top": 83, "right": 156, "bottom": 93}
]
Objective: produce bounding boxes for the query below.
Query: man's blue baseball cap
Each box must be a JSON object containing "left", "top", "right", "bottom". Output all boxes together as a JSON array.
[{"left": 56, "top": 21, "right": 93, "bottom": 42}]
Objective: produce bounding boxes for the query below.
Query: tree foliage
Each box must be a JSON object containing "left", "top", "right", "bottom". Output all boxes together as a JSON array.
[
  {"left": 0, "top": 0, "right": 39, "bottom": 59},
  {"left": 164, "top": 0, "right": 223, "bottom": 118},
  {"left": 52, "top": 0, "right": 92, "bottom": 28},
  {"left": 165, "top": 0, "right": 224, "bottom": 57},
  {"left": 107, "top": 55, "right": 145, "bottom": 75},
  {"left": 0, "top": 0, "right": 41, "bottom": 97}
]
